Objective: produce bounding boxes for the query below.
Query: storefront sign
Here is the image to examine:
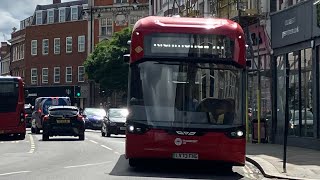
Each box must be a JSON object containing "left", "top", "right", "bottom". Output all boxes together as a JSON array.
[{"left": 271, "top": 1, "right": 313, "bottom": 49}]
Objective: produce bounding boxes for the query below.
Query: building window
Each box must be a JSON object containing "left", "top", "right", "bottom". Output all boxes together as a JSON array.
[
  {"left": 107, "top": 18, "right": 113, "bottom": 36},
  {"left": 54, "top": 67, "right": 60, "bottom": 83},
  {"left": 66, "top": 67, "right": 72, "bottom": 82},
  {"left": 54, "top": 38, "right": 60, "bottom": 54},
  {"left": 59, "top": 8, "right": 66, "bottom": 22},
  {"left": 36, "top": 11, "right": 42, "bottom": 25},
  {"left": 42, "top": 39, "right": 49, "bottom": 55},
  {"left": 47, "top": 10, "right": 54, "bottom": 24},
  {"left": 100, "top": 19, "right": 106, "bottom": 36},
  {"left": 22, "top": 44, "right": 25, "bottom": 59},
  {"left": 78, "top": 66, "right": 85, "bottom": 82},
  {"left": 31, "top": 40, "right": 37, "bottom": 56},
  {"left": 42, "top": 68, "right": 48, "bottom": 83},
  {"left": 71, "top": 6, "right": 78, "bottom": 21},
  {"left": 66, "top": 37, "right": 72, "bottom": 53},
  {"left": 14, "top": 46, "right": 20, "bottom": 60},
  {"left": 78, "top": 35, "right": 85, "bottom": 52},
  {"left": 101, "top": 18, "right": 113, "bottom": 36},
  {"left": 114, "top": 0, "right": 128, "bottom": 3},
  {"left": 31, "top": 68, "right": 37, "bottom": 85}
]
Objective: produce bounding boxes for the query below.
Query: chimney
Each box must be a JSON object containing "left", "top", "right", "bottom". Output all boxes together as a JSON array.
[{"left": 53, "top": 0, "right": 61, "bottom": 4}]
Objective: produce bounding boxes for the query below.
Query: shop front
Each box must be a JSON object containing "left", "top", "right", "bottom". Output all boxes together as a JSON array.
[{"left": 270, "top": 0, "right": 320, "bottom": 149}]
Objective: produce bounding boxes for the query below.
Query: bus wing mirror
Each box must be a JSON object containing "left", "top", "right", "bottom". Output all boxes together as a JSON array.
[
  {"left": 123, "top": 54, "right": 130, "bottom": 63},
  {"left": 24, "top": 90, "right": 29, "bottom": 98},
  {"left": 246, "top": 60, "right": 252, "bottom": 67}
]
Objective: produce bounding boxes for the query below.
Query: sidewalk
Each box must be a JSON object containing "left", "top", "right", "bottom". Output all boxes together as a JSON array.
[{"left": 246, "top": 143, "right": 320, "bottom": 180}]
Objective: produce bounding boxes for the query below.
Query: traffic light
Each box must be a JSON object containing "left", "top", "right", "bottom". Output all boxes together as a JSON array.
[{"left": 74, "top": 86, "right": 81, "bottom": 98}]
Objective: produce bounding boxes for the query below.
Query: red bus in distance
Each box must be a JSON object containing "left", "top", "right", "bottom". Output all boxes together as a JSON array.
[
  {"left": 125, "top": 16, "right": 247, "bottom": 169},
  {"left": 0, "top": 76, "right": 27, "bottom": 140}
]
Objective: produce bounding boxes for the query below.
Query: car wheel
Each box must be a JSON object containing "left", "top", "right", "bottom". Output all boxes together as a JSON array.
[
  {"left": 101, "top": 124, "right": 106, "bottom": 137},
  {"left": 105, "top": 126, "right": 111, "bottom": 137},
  {"left": 42, "top": 133, "right": 49, "bottom": 141},
  {"left": 35, "top": 126, "right": 41, "bottom": 134},
  {"left": 79, "top": 134, "right": 85, "bottom": 141},
  {"left": 31, "top": 127, "right": 35, "bottom": 133}
]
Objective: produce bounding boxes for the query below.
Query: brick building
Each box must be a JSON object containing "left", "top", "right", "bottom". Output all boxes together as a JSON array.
[
  {"left": 9, "top": 0, "right": 90, "bottom": 108},
  {"left": 0, "top": 42, "right": 11, "bottom": 76},
  {"left": 80, "top": 0, "right": 149, "bottom": 107}
]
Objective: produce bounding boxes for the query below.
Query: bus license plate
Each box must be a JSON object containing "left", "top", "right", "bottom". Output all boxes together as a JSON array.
[
  {"left": 173, "top": 153, "right": 198, "bottom": 160},
  {"left": 56, "top": 119, "right": 70, "bottom": 123},
  {"left": 120, "top": 127, "right": 126, "bottom": 130}
]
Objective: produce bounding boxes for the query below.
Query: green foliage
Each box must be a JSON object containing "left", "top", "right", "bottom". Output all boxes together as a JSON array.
[{"left": 84, "top": 27, "right": 132, "bottom": 93}]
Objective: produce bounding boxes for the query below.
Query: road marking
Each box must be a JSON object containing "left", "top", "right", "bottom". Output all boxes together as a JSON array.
[
  {"left": 64, "top": 161, "right": 111, "bottom": 169},
  {"left": 89, "top": 140, "right": 98, "bottom": 144},
  {"left": 244, "top": 165, "right": 256, "bottom": 179},
  {"left": 0, "top": 171, "right": 31, "bottom": 176},
  {"left": 101, "top": 145, "right": 112, "bottom": 151},
  {"left": 114, "top": 151, "right": 120, "bottom": 155},
  {"left": 28, "top": 134, "right": 35, "bottom": 154}
]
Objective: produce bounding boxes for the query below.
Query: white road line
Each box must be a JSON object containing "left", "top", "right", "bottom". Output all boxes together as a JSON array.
[
  {"left": 89, "top": 140, "right": 98, "bottom": 144},
  {"left": 243, "top": 166, "right": 249, "bottom": 174},
  {"left": 114, "top": 151, "right": 120, "bottom": 155},
  {"left": 64, "top": 162, "right": 111, "bottom": 169},
  {"left": 100, "top": 145, "right": 112, "bottom": 151},
  {"left": 0, "top": 142, "right": 3, "bottom": 143},
  {"left": 28, "top": 134, "right": 35, "bottom": 154},
  {"left": 245, "top": 165, "right": 256, "bottom": 179},
  {"left": 0, "top": 171, "right": 31, "bottom": 176}
]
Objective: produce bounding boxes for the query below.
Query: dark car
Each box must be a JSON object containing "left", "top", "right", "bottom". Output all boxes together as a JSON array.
[
  {"left": 101, "top": 108, "right": 128, "bottom": 137},
  {"left": 24, "top": 104, "right": 34, "bottom": 128},
  {"left": 42, "top": 106, "right": 85, "bottom": 141},
  {"left": 31, "top": 97, "right": 71, "bottom": 134},
  {"left": 82, "top": 108, "right": 106, "bottom": 130}
]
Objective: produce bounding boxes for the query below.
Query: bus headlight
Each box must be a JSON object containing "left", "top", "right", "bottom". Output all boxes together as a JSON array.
[
  {"left": 126, "top": 122, "right": 149, "bottom": 134},
  {"left": 128, "top": 125, "right": 135, "bottom": 133},
  {"left": 236, "top": 130, "right": 244, "bottom": 137},
  {"left": 228, "top": 129, "right": 245, "bottom": 138}
]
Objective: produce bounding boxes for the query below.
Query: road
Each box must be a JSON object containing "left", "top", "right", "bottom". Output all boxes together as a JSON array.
[{"left": 0, "top": 129, "right": 271, "bottom": 180}]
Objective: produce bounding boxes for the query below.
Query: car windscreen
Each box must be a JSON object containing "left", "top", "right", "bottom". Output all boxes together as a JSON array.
[
  {"left": 42, "top": 98, "right": 70, "bottom": 114},
  {"left": 84, "top": 108, "right": 106, "bottom": 117},
  {"left": 49, "top": 108, "right": 78, "bottom": 116}
]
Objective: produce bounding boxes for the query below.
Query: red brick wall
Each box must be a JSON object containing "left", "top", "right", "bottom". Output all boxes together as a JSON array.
[{"left": 24, "top": 20, "right": 88, "bottom": 86}]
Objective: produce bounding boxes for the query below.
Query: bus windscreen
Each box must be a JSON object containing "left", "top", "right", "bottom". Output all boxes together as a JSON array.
[
  {"left": 144, "top": 33, "right": 235, "bottom": 59},
  {"left": 0, "top": 82, "right": 19, "bottom": 112}
]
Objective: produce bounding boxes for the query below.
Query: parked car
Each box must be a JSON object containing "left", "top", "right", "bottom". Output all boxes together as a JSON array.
[
  {"left": 24, "top": 104, "right": 34, "bottom": 128},
  {"left": 42, "top": 106, "right": 85, "bottom": 141},
  {"left": 31, "top": 97, "right": 71, "bottom": 134},
  {"left": 101, "top": 108, "right": 128, "bottom": 137},
  {"left": 82, "top": 108, "right": 106, "bottom": 130}
]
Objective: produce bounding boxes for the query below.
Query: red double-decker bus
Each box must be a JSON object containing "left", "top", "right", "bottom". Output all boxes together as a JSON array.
[
  {"left": 125, "top": 16, "right": 247, "bottom": 168},
  {"left": 0, "top": 76, "right": 27, "bottom": 139}
]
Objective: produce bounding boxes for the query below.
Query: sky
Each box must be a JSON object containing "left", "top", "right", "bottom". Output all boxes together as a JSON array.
[{"left": 0, "top": 0, "right": 70, "bottom": 43}]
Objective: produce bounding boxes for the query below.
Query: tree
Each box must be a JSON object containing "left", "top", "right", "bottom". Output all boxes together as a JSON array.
[{"left": 84, "top": 27, "right": 132, "bottom": 94}]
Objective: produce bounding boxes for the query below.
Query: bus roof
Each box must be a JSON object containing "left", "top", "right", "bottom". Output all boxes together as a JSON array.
[
  {"left": 0, "top": 76, "right": 22, "bottom": 80},
  {"left": 130, "top": 16, "right": 246, "bottom": 66},
  {"left": 133, "top": 16, "right": 244, "bottom": 36}
]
